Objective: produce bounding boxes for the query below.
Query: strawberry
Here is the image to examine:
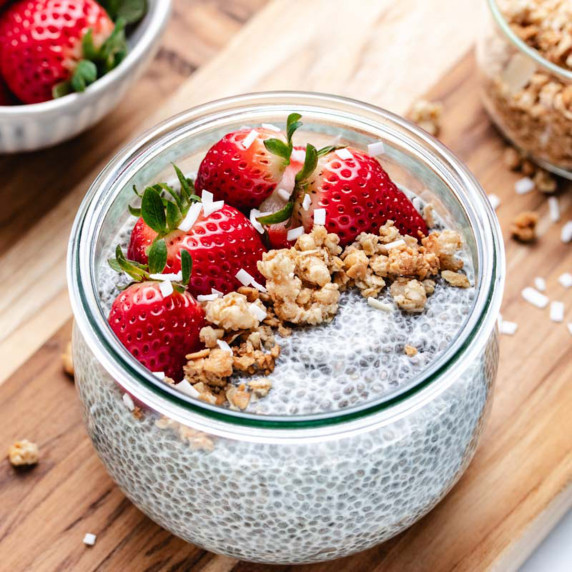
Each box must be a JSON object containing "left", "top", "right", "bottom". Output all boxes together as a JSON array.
[
  {"left": 258, "top": 142, "right": 428, "bottom": 246},
  {"left": 195, "top": 114, "right": 305, "bottom": 211},
  {"left": 108, "top": 246, "right": 205, "bottom": 382},
  {"left": 127, "top": 165, "right": 267, "bottom": 297},
  {"left": 0, "top": 0, "right": 126, "bottom": 104}
]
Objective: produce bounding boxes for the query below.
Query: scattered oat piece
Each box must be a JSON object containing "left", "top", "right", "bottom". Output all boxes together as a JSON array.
[
  {"left": 534, "top": 277, "right": 546, "bottom": 292},
  {"left": 390, "top": 279, "right": 427, "bottom": 313},
  {"left": 558, "top": 272, "right": 572, "bottom": 288},
  {"left": 521, "top": 287, "right": 549, "bottom": 309},
  {"left": 409, "top": 99, "right": 443, "bottom": 136},
  {"left": 550, "top": 301, "right": 565, "bottom": 323},
  {"left": 561, "top": 221, "right": 572, "bottom": 243},
  {"left": 404, "top": 345, "right": 418, "bottom": 357},
  {"left": 62, "top": 341, "right": 74, "bottom": 377},
  {"left": 514, "top": 177, "right": 535, "bottom": 195},
  {"left": 441, "top": 270, "right": 471, "bottom": 288},
  {"left": 488, "top": 194, "right": 501, "bottom": 210},
  {"left": 534, "top": 169, "right": 558, "bottom": 194},
  {"left": 8, "top": 440, "right": 39, "bottom": 467},
  {"left": 548, "top": 197, "right": 560, "bottom": 222},
  {"left": 510, "top": 211, "right": 539, "bottom": 242},
  {"left": 226, "top": 385, "right": 251, "bottom": 410},
  {"left": 503, "top": 146, "right": 522, "bottom": 170},
  {"left": 423, "top": 204, "right": 436, "bottom": 227},
  {"left": 83, "top": 533, "right": 97, "bottom": 547},
  {"left": 520, "top": 159, "right": 536, "bottom": 177},
  {"left": 248, "top": 378, "right": 272, "bottom": 398},
  {"left": 499, "top": 320, "right": 518, "bottom": 335}
]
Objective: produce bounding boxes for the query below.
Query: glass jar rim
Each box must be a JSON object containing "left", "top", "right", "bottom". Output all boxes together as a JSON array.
[
  {"left": 68, "top": 91, "right": 504, "bottom": 432},
  {"left": 487, "top": 0, "right": 572, "bottom": 82}
]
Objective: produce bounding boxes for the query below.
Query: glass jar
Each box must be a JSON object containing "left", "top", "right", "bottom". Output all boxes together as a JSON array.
[
  {"left": 68, "top": 92, "right": 504, "bottom": 564},
  {"left": 477, "top": 0, "right": 572, "bottom": 179}
]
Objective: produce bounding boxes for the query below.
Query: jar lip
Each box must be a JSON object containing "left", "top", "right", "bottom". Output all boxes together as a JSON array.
[
  {"left": 68, "top": 91, "right": 504, "bottom": 431},
  {"left": 487, "top": 0, "right": 572, "bottom": 81}
]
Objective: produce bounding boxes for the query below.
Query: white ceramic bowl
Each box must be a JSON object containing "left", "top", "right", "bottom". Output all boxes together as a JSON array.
[{"left": 0, "top": 0, "right": 172, "bottom": 153}]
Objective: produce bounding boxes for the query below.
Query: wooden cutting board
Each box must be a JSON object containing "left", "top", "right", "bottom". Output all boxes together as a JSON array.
[{"left": 1, "top": 1, "right": 571, "bottom": 570}]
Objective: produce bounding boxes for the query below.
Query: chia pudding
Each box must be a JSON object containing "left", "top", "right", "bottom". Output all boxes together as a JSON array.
[{"left": 69, "top": 94, "right": 504, "bottom": 564}]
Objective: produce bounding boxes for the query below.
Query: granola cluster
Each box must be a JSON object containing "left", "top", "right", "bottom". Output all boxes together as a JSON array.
[
  {"left": 257, "top": 226, "right": 344, "bottom": 325},
  {"left": 341, "top": 221, "right": 468, "bottom": 312},
  {"left": 8, "top": 440, "right": 39, "bottom": 467},
  {"left": 510, "top": 210, "right": 539, "bottom": 242},
  {"left": 182, "top": 289, "right": 279, "bottom": 410},
  {"left": 481, "top": 0, "right": 572, "bottom": 170},
  {"left": 503, "top": 146, "right": 558, "bottom": 192},
  {"left": 409, "top": 99, "right": 443, "bottom": 136}
]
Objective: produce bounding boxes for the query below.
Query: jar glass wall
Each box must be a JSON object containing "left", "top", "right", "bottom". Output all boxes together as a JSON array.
[
  {"left": 477, "top": 0, "right": 572, "bottom": 179},
  {"left": 68, "top": 93, "right": 504, "bottom": 564}
]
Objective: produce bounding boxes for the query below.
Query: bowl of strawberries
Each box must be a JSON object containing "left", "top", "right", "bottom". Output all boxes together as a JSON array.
[{"left": 0, "top": 0, "right": 171, "bottom": 153}]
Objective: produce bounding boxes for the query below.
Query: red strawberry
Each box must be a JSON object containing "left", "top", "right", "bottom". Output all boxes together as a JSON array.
[
  {"left": 261, "top": 144, "right": 428, "bottom": 247},
  {"left": 0, "top": 0, "right": 122, "bottom": 104},
  {"left": 195, "top": 114, "right": 306, "bottom": 211},
  {"left": 109, "top": 281, "right": 205, "bottom": 381},
  {"left": 127, "top": 165, "right": 267, "bottom": 297}
]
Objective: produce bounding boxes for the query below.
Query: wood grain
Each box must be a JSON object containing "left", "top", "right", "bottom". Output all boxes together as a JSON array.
[{"left": 1, "top": 0, "right": 571, "bottom": 570}]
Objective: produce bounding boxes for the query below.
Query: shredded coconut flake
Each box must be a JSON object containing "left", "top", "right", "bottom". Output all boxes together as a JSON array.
[
  {"left": 201, "top": 190, "right": 214, "bottom": 204},
  {"left": 261, "top": 123, "right": 281, "bottom": 132},
  {"left": 558, "top": 272, "right": 572, "bottom": 288},
  {"left": 236, "top": 269, "right": 255, "bottom": 286},
  {"left": 287, "top": 226, "right": 304, "bottom": 241},
  {"left": 153, "top": 371, "right": 165, "bottom": 380},
  {"left": 216, "top": 339, "right": 233, "bottom": 354},
  {"left": 159, "top": 280, "right": 174, "bottom": 298},
  {"left": 242, "top": 129, "right": 258, "bottom": 150},
  {"left": 291, "top": 149, "right": 306, "bottom": 163},
  {"left": 251, "top": 279, "right": 267, "bottom": 293},
  {"left": 178, "top": 202, "right": 202, "bottom": 232},
  {"left": 174, "top": 379, "right": 200, "bottom": 398},
  {"left": 250, "top": 209, "right": 265, "bottom": 234},
  {"left": 83, "top": 533, "right": 97, "bottom": 547},
  {"left": 499, "top": 320, "right": 518, "bottom": 335},
  {"left": 521, "top": 287, "right": 549, "bottom": 308},
  {"left": 211, "top": 288, "right": 223, "bottom": 297},
  {"left": 515, "top": 177, "right": 535, "bottom": 194},
  {"left": 314, "top": 208, "right": 326, "bottom": 225},
  {"left": 336, "top": 148, "right": 353, "bottom": 160},
  {"left": 548, "top": 197, "right": 560, "bottom": 222},
  {"left": 550, "top": 301, "right": 564, "bottom": 322},
  {"left": 561, "top": 221, "right": 572, "bottom": 243},
  {"left": 368, "top": 141, "right": 385, "bottom": 156},
  {"left": 248, "top": 303, "right": 267, "bottom": 321},
  {"left": 302, "top": 194, "right": 311, "bottom": 211},
  {"left": 382, "top": 239, "right": 406, "bottom": 252},
  {"left": 367, "top": 297, "right": 394, "bottom": 312},
  {"left": 534, "top": 277, "right": 546, "bottom": 291},
  {"left": 277, "top": 188, "right": 291, "bottom": 201},
  {"left": 488, "top": 194, "right": 501, "bottom": 210},
  {"left": 203, "top": 200, "right": 224, "bottom": 216},
  {"left": 122, "top": 393, "right": 135, "bottom": 411},
  {"left": 149, "top": 271, "right": 182, "bottom": 282},
  {"left": 197, "top": 293, "right": 220, "bottom": 302}
]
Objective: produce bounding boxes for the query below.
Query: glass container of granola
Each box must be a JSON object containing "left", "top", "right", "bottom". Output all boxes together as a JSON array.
[
  {"left": 68, "top": 92, "right": 504, "bottom": 564},
  {"left": 477, "top": 0, "right": 572, "bottom": 178}
]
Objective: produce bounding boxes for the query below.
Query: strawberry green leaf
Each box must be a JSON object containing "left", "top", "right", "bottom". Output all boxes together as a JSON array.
[
  {"left": 173, "top": 164, "right": 192, "bottom": 204},
  {"left": 264, "top": 139, "right": 291, "bottom": 161},
  {"left": 317, "top": 145, "right": 343, "bottom": 157},
  {"left": 128, "top": 204, "right": 141, "bottom": 217},
  {"left": 70, "top": 60, "right": 98, "bottom": 93},
  {"left": 100, "top": 0, "right": 148, "bottom": 25},
  {"left": 165, "top": 200, "right": 181, "bottom": 231},
  {"left": 108, "top": 258, "right": 122, "bottom": 272},
  {"left": 181, "top": 250, "right": 193, "bottom": 286},
  {"left": 82, "top": 29, "right": 98, "bottom": 61},
  {"left": 114, "top": 245, "right": 148, "bottom": 281},
  {"left": 99, "top": 18, "right": 127, "bottom": 73},
  {"left": 141, "top": 187, "right": 167, "bottom": 234},
  {"left": 53, "top": 81, "right": 73, "bottom": 99},
  {"left": 156, "top": 183, "right": 184, "bottom": 213},
  {"left": 132, "top": 184, "right": 143, "bottom": 198},
  {"left": 286, "top": 113, "right": 303, "bottom": 145},
  {"left": 295, "top": 143, "right": 318, "bottom": 185},
  {"left": 148, "top": 239, "right": 168, "bottom": 274},
  {"left": 257, "top": 201, "right": 294, "bottom": 225}
]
